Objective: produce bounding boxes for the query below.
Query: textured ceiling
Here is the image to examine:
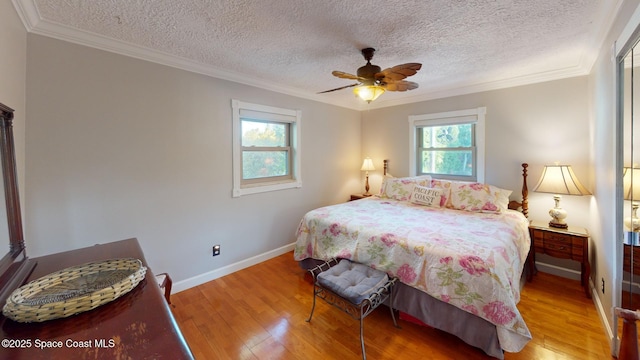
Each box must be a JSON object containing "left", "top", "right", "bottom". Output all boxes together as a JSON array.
[{"left": 13, "top": 0, "right": 620, "bottom": 110}]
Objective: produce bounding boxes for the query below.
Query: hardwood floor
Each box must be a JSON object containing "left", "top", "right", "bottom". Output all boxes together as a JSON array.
[{"left": 171, "top": 252, "right": 613, "bottom": 359}]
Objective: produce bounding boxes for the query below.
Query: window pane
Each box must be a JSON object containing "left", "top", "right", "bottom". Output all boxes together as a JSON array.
[
  {"left": 242, "top": 151, "right": 288, "bottom": 179},
  {"left": 241, "top": 120, "right": 287, "bottom": 147},
  {"left": 421, "top": 149, "right": 473, "bottom": 176},
  {"left": 421, "top": 124, "right": 473, "bottom": 148}
]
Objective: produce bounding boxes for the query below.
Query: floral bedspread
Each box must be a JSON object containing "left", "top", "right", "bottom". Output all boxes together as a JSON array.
[{"left": 293, "top": 196, "right": 532, "bottom": 352}]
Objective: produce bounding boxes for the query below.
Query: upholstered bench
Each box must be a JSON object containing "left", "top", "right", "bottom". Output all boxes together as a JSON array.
[{"left": 306, "top": 258, "right": 399, "bottom": 360}]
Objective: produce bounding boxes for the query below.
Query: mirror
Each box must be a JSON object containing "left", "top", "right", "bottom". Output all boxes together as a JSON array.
[
  {"left": 618, "top": 33, "right": 640, "bottom": 357},
  {"left": 620, "top": 44, "right": 640, "bottom": 309},
  {"left": 0, "top": 165, "right": 5, "bottom": 255},
  {"left": 0, "top": 102, "right": 33, "bottom": 308}
]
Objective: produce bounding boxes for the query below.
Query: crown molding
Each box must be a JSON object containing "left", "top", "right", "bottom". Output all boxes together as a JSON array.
[
  {"left": 579, "top": 0, "right": 625, "bottom": 74},
  {"left": 12, "top": 0, "right": 614, "bottom": 112},
  {"left": 11, "top": 0, "right": 39, "bottom": 32},
  {"left": 364, "top": 64, "right": 590, "bottom": 110}
]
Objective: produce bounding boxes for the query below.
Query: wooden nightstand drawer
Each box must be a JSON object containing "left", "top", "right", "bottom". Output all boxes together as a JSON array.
[
  {"left": 624, "top": 244, "right": 640, "bottom": 275},
  {"left": 541, "top": 232, "right": 587, "bottom": 261},
  {"left": 531, "top": 229, "right": 586, "bottom": 261},
  {"left": 542, "top": 234, "right": 572, "bottom": 259}
]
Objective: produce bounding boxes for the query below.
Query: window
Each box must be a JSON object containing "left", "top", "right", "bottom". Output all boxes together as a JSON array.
[
  {"left": 409, "top": 107, "right": 485, "bottom": 182},
  {"left": 232, "top": 100, "right": 301, "bottom": 197}
]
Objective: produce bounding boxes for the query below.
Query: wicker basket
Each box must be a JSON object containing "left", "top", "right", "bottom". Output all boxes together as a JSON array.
[{"left": 2, "top": 258, "right": 147, "bottom": 323}]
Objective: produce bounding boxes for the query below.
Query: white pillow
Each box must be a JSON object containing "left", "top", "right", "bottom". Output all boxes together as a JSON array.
[{"left": 411, "top": 185, "right": 443, "bottom": 207}]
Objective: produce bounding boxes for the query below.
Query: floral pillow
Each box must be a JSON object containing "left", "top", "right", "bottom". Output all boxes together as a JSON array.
[
  {"left": 378, "top": 174, "right": 394, "bottom": 196},
  {"left": 380, "top": 175, "right": 432, "bottom": 201},
  {"left": 449, "top": 182, "right": 511, "bottom": 213},
  {"left": 489, "top": 185, "right": 513, "bottom": 212},
  {"left": 429, "top": 179, "right": 452, "bottom": 207},
  {"left": 410, "top": 185, "right": 443, "bottom": 207}
]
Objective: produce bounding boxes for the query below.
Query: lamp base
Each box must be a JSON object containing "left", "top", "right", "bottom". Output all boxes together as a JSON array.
[
  {"left": 625, "top": 203, "right": 640, "bottom": 232},
  {"left": 549, "top": 221, "right": 568, "bottom": 229},
  {"left": 363, "top": 173, "right": 371, "bottom": 197},
  {"left": 624, "top": 216, "right": 640, "bottom": 232},
  {"left": 548, "top": 195, "right": 568, "bottom": 229}
]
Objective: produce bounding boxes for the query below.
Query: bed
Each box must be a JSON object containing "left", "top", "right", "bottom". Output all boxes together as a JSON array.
[{"left": 294, "top": 163, "right": 532, "bottom": 359}]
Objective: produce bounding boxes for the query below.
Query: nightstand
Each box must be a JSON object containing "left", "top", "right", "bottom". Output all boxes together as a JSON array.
[
  {"left": 349, "top": 194, "right": 370, "bottom": 201},
  {"left": 528, "top": 220, "right": 591, "bottom": 298}
]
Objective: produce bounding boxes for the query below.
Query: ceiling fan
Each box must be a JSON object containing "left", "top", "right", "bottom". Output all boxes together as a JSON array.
[{"left": 319, "top": 48, "right": 422, "bottom": 103}]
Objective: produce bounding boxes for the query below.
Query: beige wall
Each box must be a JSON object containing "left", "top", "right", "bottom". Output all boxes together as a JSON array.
[
  {"left": 0, "top": 0, "right": 26, "bottom": 205},
  {"left": 361, "top": 77, "right": 592, "bottom": 231},
  {"left": 24, "top": 35, "right": 362, "bottom": 285}
]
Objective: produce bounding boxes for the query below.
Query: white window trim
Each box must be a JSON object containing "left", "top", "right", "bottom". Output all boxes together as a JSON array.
[
  {"left": 408, "top": 107, "right": 486, "bottom": 182},
  {"left": 232, "top": 99, "right": 302, "bottom": 197}
]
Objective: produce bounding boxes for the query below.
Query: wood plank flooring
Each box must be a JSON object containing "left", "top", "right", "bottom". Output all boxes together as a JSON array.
[{"left": 171, "top": 252, "right": 613, "bottom": 359}]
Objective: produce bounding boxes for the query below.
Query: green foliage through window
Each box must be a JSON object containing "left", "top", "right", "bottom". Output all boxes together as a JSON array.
[
  {"left": 242, "top": 120, "right": 286, "bottom": 147},
  {"left": 242, "top": 150, "right": 288, "bottom": 179},
  {"left": 241, "top": 120, "right": 290, "bottom": 181},
  {"left": 418, "top": 124, "right": 475, "bottom": 177}
]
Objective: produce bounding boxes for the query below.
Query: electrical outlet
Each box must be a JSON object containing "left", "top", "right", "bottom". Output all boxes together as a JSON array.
[
  {"left": 601, "top": 278, "right": 605, "bottom": 294},
  {"left": 213, "top": 245, "right": 221, "bottom": 256}
]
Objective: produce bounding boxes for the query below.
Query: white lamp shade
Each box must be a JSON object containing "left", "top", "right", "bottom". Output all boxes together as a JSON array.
[
  {"left": 360, "top": 158, "right": 375, "bottom": 171},
  {"left": 533, "top": 164, "right": 591, "bottom": 195},
  {"left": 623, "top": 167, "right": 640, "bottom": 201}
]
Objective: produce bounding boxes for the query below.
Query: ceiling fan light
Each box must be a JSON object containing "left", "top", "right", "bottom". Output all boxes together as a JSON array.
[{"left": 353, "top": 85, "right": 385, "bottom": 103}]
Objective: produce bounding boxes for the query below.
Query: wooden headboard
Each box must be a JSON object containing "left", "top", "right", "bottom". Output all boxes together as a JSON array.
[
  {"left": 383, "top": 160, "right": 529, "bottom": 218},
  {"left": 507, "top": 163, "right": 529, "bottom": 218}
]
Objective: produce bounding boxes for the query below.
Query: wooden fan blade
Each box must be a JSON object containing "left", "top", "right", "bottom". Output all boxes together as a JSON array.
[
  {"left": 332, "top": 71, "right": 360, "bottom": 80},
  {"left": 383, "top": 80, "right": 419, "bottom": 92},
  {"left": 376, "top": 63, "right": 422, "bottom": 81},
  {"left": 317, "top": 83, "right": 359, "bottom": 94}
]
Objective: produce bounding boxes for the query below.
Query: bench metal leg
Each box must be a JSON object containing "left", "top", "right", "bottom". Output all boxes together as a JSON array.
[
  {"left": 359, "top": 299, "right": 398, "bottom": 360},
  {"left": 305, "top": 259, "right": 338, "bottom": 323},
  {"left": 306, "top": 283, "right": 317, "bottom": 323},
  {"left": 389, "top": 286, "right": 399, "bottom": 328},
  {"left": 360, "top": 313, "right": 366, "bottom": 360}
]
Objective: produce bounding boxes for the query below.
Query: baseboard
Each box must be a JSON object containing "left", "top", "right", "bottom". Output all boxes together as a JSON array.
[
  {"left": 172, "top": 242, "right": 296, "bottom": 293},
  {"left": 591, "top": 281, "right": 617, "bottom": 357},
  {"left": 621, "top": 279, "right": 640, "bottom": 294},
  {"left": 535, "top": 261, "right": 581, "bottom": 280}
]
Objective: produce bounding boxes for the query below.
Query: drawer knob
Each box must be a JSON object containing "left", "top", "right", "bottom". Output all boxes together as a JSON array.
[{"left": 547, "top": 244, "right": 568, "bottom": 251}]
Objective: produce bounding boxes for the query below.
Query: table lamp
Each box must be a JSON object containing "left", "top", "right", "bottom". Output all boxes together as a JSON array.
[
  {"left": 533, "top": 164, "right": 591, "bottom": 229},
  {"left": 623, "top": 167, "right": 640, "bottom": 232},
  {"left": 360, "top": 157, "right": 375, "bottom": 196}
]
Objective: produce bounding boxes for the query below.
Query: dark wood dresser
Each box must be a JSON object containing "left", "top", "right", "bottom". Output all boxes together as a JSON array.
[{"left": 0, "top": 238, "right": 193, "bottom": 359}]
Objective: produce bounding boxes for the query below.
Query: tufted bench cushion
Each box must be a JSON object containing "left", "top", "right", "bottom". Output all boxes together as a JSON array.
[{"left": 317, "top": 259, "right": 389, "bottom": 304}]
